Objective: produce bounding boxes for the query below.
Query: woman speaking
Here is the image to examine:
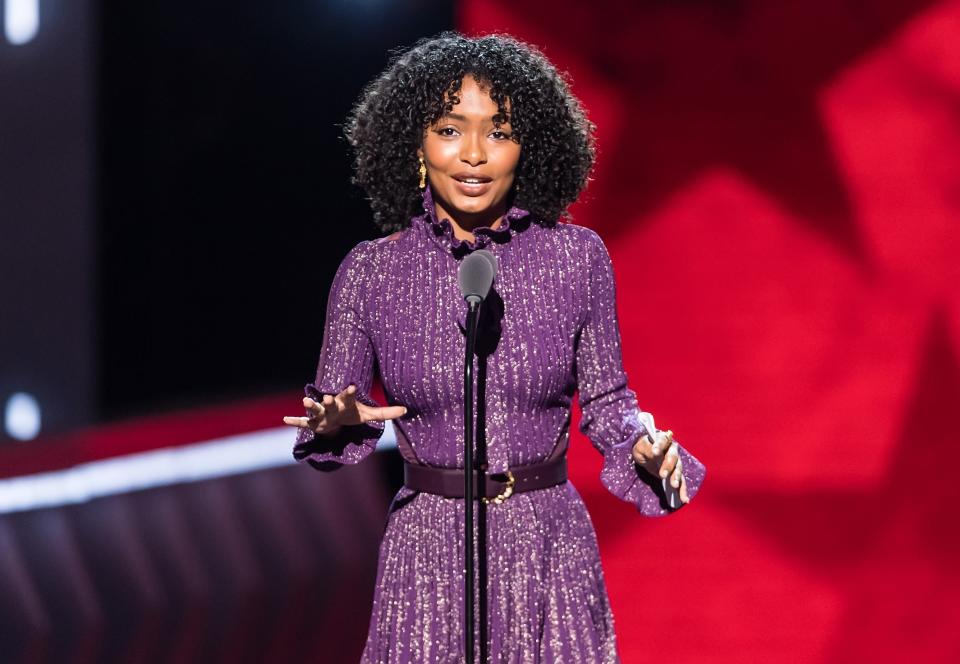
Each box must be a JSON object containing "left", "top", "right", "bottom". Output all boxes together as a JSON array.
[{"left": 283, "top": 32, "right": 705, "bottom": 662}]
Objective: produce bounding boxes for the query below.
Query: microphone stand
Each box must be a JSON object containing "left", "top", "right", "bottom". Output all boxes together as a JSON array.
[
  {"left": 463, "top": 296, "right": 481, "bottom": 664},
  {"left": 458, "top": 249, "right": 495, "bottom": 663}
]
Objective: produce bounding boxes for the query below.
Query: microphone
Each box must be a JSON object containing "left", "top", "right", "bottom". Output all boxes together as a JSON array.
[
  {"left": 638, "top": 411, "right": 682, "bottom": 509},
  {"left": 473, "top": 249, "right": 498, "bottom": 283},
  {"left": 456, "top": 248, "right": 497, "bottom": 663},
  {"left": 457, "top": 249, "right": 497, "bottom": 304}
]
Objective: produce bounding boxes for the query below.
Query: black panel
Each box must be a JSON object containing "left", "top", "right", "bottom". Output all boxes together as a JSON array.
[{"left": 98, "top": 1, "right": 455, "bottom": 418}]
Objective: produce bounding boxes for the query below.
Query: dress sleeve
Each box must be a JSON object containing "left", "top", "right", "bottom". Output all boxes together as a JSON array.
[
  {"left": 293, "top": 241, "right": 384, "bottom": 471},
  {"left": 574, "top": 233, "right": 706, "bottom": 516}
]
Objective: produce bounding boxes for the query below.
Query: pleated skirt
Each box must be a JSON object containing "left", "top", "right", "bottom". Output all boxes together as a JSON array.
[{"left": 360, "top": 481, "right": 621, "bottom": 663}]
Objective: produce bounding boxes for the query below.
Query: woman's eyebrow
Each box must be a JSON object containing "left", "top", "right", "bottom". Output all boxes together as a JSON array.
[{"left": 441, "top": 112, "right": 510, "bottom": 123}]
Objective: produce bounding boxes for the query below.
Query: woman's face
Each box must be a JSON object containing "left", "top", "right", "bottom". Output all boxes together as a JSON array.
[{"left": 419, "top": 76, "right": 521, "bottom": 227}]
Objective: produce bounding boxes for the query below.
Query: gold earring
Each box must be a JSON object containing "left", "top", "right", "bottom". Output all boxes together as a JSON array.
[{"left": 418, "top": 157, "right": 427, "bottom": 190}]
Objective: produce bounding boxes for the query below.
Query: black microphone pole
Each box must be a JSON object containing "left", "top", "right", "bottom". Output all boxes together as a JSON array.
[
  {"left": 463, "top": 297, "right": 480, "bottom": 664},
  {"left": 458, "top": 250, "right": 497, "bottom": 664}
]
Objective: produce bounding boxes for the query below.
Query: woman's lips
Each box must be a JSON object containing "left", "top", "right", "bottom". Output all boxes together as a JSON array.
[{"left": 451, "top": 175, "right": 493, "bottom": 196}]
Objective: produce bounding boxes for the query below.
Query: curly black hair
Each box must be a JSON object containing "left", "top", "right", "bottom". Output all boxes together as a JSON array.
[{"left": 344, "top": 32, "right": 596, "bottom": 232}]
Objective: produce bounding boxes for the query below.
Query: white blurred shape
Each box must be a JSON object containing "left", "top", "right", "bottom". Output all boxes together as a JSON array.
[
  {"left": 4, "top": 0, "right": 39, "bottom": 45},
  {"left": 0, "top": 420, "right": 399, "bottom": 513},
  {"left": 0, "top": 427, "right": 296, "bottom": 513},
  {"left": 378, "top": 419, "right": 397, "bottom": 449},
  {"left": 4, "top": 392, "right": 41, "bottom": 441}
]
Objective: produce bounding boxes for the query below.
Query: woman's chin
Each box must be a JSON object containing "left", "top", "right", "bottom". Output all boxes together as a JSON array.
[
  {"left": 432, "top": 184, "right": 511, "bottom": 225},
  {"left": 447, "top": 194, "right": 501, "bottom": 217}
]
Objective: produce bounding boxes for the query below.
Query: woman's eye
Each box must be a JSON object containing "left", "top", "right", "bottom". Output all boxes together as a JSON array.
[
  {"left": 437, "top": 127, "right": 458, "bottom": 136},
  {"left": 490, "top": 131, "right": 510, "bottom": 140}
]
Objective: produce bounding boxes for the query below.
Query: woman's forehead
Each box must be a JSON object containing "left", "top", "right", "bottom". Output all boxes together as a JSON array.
[{"left": 442, "top": 76, "right": 511, "bottom": 118}]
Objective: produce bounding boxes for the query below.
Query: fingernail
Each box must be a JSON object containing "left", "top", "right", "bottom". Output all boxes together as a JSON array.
[{"left": 660, "top": 469, "right": 668, "bottom": 478}]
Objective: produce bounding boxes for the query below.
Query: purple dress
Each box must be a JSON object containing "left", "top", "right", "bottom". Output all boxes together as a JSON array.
[{"left": 293, "top": 187, "right": 706, "bottom": 663}]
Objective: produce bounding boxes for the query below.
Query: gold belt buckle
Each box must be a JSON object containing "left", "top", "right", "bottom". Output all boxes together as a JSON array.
[{"left": 481, "top": 470, "right": 516, "bottom": 505}]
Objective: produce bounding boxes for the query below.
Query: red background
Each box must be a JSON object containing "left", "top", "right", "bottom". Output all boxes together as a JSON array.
[{"left": 461, "top": 1, "right": 960, "bottom": 661}]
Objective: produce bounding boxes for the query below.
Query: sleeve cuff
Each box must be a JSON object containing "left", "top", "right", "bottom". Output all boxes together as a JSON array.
[
  {"left": 599, "top": 433, "right": 706, "bottom": 517},
  {"left": 291, "top": 384, "right": 385, "bottom": 471}
]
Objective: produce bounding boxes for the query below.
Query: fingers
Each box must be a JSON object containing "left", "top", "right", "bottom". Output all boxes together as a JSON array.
[
  {"left": 303, "top": 396, "right": 324, "bottom": 416},
  {"left": 631, "top": 434, "right": 655, "bottom": 465},
  {"left": 285, "top": 385, "right": 410, "bottom": 431},
  {"left": 631, "top": 430, "right": 672, "bottom": 466},
  {"left": 659, "top": 441, "right": 679, "bottom": 479},
  {"left": 650, "top": 430, "right": 673, "bottom": 456},
  {"left": 338, "top": 384, "right": 358, "bottom": 404},
  {"left": 320, "top": 392, "right": 343, "bottom": 427},
  {"left": 320, "top": 385, "right": 356, "bottom": 424},
  {"left": 360, "top": 404, "right": 408, "bottom": 423},
  {"left": 631, "top": 431, "right": 689, "bottom": 507},
  {"left": 334, "top": 383, "right": 410, "bottom": 423},
  {"left": 281, "top": 393, "right": 339, "bottom": 431},
  {"left": 669, "top": 455, "right": 683, "bottom": 488},
  {"left": 282, "top": 415, "right": 312, "bottom": 428},
  {"left": 678, "top": 467, "right": 690, "bottom": 504}
]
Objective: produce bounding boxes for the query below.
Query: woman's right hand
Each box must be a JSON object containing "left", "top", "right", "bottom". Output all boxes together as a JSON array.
[{"left": 282, "top": 384, "right": 407, "bottom": 437}]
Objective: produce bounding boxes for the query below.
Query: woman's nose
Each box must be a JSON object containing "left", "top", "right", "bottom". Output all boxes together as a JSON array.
[{"left": 460, "top": 133, "right": 486, "bottom": 166}]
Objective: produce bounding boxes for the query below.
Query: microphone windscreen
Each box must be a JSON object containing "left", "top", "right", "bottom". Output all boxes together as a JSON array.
[
  {"left": 472, "top": 249, "right": 498, "bottom": 280},
  {"left": 458, "top": 251, "right": 495, "bottom": 300}
]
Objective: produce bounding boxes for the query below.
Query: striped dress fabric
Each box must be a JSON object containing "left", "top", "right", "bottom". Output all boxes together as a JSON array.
[{"left": 293, "top": 185, "right": 706, "bottom": 663}]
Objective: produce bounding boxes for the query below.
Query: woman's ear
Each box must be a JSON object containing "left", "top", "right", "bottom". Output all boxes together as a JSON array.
[{"left": 416, "top": 147, "right": 424, "bottom": 160}]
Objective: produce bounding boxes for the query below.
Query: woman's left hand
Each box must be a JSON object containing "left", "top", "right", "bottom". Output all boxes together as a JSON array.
[{"left": 631, "top": 430, "right": 690, "bottom": 505}]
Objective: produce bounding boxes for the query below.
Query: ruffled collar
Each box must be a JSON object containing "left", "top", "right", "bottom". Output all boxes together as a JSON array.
[{"left": 412, "top": 184, "right": 532, "bottom": 259}]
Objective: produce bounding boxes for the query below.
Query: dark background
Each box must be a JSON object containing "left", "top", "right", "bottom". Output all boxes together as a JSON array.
[
  {"left": 97, "top": 0, "right": 454, "bottom": 419},
  {"left": 0, "top": 0, "right": 96, "bottom": 436},
  {"left": 2, "top": 1, "right": 454, "bottom": 436}
]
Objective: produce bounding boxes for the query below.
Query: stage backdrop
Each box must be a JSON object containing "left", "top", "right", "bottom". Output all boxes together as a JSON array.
[{"left": 461, "top": 1, "right": 960, "bottom": 662}]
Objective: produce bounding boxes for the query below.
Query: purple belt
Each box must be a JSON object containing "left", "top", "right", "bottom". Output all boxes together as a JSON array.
[{"left": 402, "top": 457, "right": 567, "bottom": 505}]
